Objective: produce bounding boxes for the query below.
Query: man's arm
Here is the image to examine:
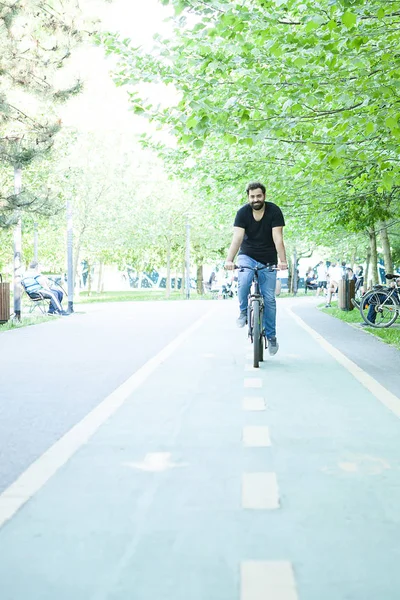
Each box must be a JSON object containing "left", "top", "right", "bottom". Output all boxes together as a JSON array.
[
  {"left": 272, "top": 226, "right": 288, "bottom": 270},
  {"left": 36, "top": 274, "right": 51, "bottom": 290},
  {"left": 225, "top": 226, "right": 245, "bottom": 269}
]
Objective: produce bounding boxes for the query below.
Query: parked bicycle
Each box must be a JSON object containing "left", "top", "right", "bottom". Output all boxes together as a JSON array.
[
  {"left": 359, "top": 274, "right": 400, "bottom": 328},
  {"left": 237, "top": 264, "right": 277, "bottom": 368}
]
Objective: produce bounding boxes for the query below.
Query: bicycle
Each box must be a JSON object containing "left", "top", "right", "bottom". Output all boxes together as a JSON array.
[
  {"left": 359, "top": 274, "right": 400, "bottom": 328},
  {"left": 237, "top": 264, "right": 277, "bottom": 368}
]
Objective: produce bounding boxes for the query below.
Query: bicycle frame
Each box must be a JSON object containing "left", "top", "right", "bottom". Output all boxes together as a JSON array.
[{"left": 247, "top": 270, "right": 263, "bottom": 338}]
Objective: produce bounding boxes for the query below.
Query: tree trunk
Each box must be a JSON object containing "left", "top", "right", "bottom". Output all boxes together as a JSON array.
[
  {"left": 33, "top": 222, "right": 38, "bottom": 263},
  {"left": 350, "top": 248, "right": 357, "bottom": 271},
  {"left": 292, "top": 249, "right": 298, "bottom": 295},
  {"left": 166, "top": 239, "right": 171, "bottom": 299},
  {"left": 378, "top": 220, "right": 393, "bottom": 275},
  {"left": 181, "top": 259, "right": 185, "bottom": 297},
  {"left": 13, "top": 167, "right": 22, "bottom": 320},
  {"left": 368, "top": 227, "right": 379, "bottom": 286},
  {"left": 287, "top": 257, "right": 293, "bottom": 294},
  {"left": 97, "top": 261, "right": 103, "bottom": 293},
  {"left": 87, "top": 261, "right": 92, "bottom": 296},
  {"left": 364, "top": 244, "right": 371, "bottom": 292},
  {"left": 197, "top": 264, "right": 203, "bottom": 295}
]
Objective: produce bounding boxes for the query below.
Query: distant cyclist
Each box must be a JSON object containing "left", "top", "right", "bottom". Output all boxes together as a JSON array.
[{"left": 225, "top": 181, "right": 287, "bottom": 355}]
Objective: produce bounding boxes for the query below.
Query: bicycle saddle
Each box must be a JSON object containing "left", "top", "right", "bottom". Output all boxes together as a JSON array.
[{"left": 385, "top": 274, "right": 396, "bottom": 280}]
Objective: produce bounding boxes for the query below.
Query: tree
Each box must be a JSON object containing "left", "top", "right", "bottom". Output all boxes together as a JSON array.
[
  {"left": 0, "top": 0, "right": 101, "bottom": 223},
  {"left": 101, "top": 0, "right": 400, "bottom": 266}
]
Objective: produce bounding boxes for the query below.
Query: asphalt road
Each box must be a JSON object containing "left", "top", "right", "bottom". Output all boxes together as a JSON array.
[{"left": 0, "top": 296, "right": 400, "bottom": 600}]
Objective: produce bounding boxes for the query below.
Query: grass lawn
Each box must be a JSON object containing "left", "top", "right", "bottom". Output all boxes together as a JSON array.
[
  {"left": 0, "top": 314, "right": 55, "bottom": 332},
  {"left": 320, "top": 301, "right": 400, "bottom": 350}
]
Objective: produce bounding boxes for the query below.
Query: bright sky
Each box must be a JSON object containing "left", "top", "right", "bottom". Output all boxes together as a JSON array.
[
  {"left": 95, "top": 0, "right": 174, "bottom": 44},
  {"left": 59, "top": 0, "right": 174, "bottom": 132}
]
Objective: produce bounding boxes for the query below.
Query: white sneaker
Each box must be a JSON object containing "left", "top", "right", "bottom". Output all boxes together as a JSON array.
[
  {"left": 268, "top": 337, "right": 279, "bottom": 356},
  {"left": 236, "top": 311, "right": 247, "bottom": 328}
]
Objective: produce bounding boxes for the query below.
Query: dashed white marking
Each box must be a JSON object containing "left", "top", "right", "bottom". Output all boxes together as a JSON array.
[
  {"left": 286, "top": 306, "right": 400, "bottom": 419},
  {"left": 0, "top": 308, "right": 215, "bottom": 529},
  {"left": 243, "top": 426, "right": 271, "bottom": 447},
  {"left": 241, "top": 561, "right": 298, "bottom": 600},
  {"left": 242, "top": 396, "right": 266, "bottom": 411},
  {"left": 242, "top": 473, "right": 280, "bottom": 509},
  {"left": 244, "top": 378, "right": 262, "bottom": 389}
]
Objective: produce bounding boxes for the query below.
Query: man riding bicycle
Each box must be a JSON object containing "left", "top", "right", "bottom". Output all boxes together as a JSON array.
[{"left": 225, "top": 182, "right": 287, "bottom": 355}]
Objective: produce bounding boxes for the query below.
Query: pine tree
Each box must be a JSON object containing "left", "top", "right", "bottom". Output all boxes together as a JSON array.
[{"left": 0, "top": 0, "right": 99, "bottom": 223}]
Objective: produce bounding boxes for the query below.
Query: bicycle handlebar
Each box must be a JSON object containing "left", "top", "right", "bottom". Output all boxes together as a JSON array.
[{"left": 233, "top": 264, "right": 278, "bottom": 271}]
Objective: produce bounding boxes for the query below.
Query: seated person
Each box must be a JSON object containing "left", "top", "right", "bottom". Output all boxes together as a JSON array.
[
  {"left": 305, "top": 268, "right": 317, "bottom": 292},
  {"left": 325, "top": 262, "right": 343, "bottom": 307},
  {"left": 22, "top": 261, "right": 68, "bottom": 316}
]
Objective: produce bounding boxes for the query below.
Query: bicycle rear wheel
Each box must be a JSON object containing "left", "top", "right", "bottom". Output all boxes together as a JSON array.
[
  {"left": 360, "top": 290, "right": 399, "bottom": 328},
  {"left": 252, "top": 300, "right": 261, "bottom": 368}
]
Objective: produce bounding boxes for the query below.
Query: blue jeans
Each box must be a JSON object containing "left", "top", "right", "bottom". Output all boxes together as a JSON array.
[{"left": 237, "top": 255, "right": 277, "bottom": 338}]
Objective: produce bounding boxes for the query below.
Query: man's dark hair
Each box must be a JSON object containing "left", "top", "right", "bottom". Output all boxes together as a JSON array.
[{"left": 246, "top": 181, "right": 266, "bottom": 196}]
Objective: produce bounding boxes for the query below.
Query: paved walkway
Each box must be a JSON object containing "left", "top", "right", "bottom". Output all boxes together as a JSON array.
[{"left": 1, "top": 297, "right": 400, "bottom": 600}]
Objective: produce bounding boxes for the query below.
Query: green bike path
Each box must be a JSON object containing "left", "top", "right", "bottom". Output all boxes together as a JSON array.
[{"left": 1, "top": 298, "right": 400, "bottom": 600}]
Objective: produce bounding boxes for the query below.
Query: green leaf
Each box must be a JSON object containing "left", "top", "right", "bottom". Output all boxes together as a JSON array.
[
  {"left": 329, "top": 156, "right": 342, "bottom": 168},
  {"left": 270, "top": 43, "right": 283, "bottom": 58},
  {"left": 342, "top": 11, "right": 357, "bottom": 29},
  {"left": 383, "top": 172, "right": 393, "bottom": 190},
  {"left": 365, "top": 122, "right": 375, "bottom": 135},
  {"left": 294, "top": 57, "right": 306, "bottom": 68},
  {"left": 377, "top": 8, "right": 385, "bottom": 19},
  {"left": 223, "top": 134, "right": 237, "bottom": 144},
  {"left": 305, "top": 21, "right": 319, "bottom": 33},
  {"left": 386, "top": 117, "right": 398, "bottom": 131}
]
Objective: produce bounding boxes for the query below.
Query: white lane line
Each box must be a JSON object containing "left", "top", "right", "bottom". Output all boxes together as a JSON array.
[
  {"left": 286, "top": 306, "right": 400, "bottom": 419},
  {"left": 241, "top": 561, "right": 298, "bottom": 600},
  {"left": 244, "top": 378, "right": 262, "bottom": 389},
  {"left": 243, "top": 426, "right": 271, "bottom": 447},
  {"left": 242, "top": 396, "right": 266, "bottom": 411},
  {"left": 0, "top": 308, "right": 216, "bottom": 529},
  {"left": 242, "top": 473, "right": 280, "bottom": 509}
]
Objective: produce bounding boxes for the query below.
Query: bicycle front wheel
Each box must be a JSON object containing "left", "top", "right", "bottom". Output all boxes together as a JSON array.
[
  {"left": 259, "top": 305, "right": 264, "bottom": 363},
  {"left": 360, "top": 290, "right": 399, "bottom": 328},
  {"left": 252, "top": 300, "right": 261, "bottom": 368}
]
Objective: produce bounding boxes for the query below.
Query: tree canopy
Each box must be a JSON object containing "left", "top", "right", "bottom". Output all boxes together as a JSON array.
[{"left": 101, "top": 0, "right": 400, "bottom": 271}]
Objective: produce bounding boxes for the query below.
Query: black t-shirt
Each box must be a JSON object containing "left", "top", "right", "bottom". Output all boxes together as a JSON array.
[{"left": 234, "top": 202, "right": 285, "bottom": 265}]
